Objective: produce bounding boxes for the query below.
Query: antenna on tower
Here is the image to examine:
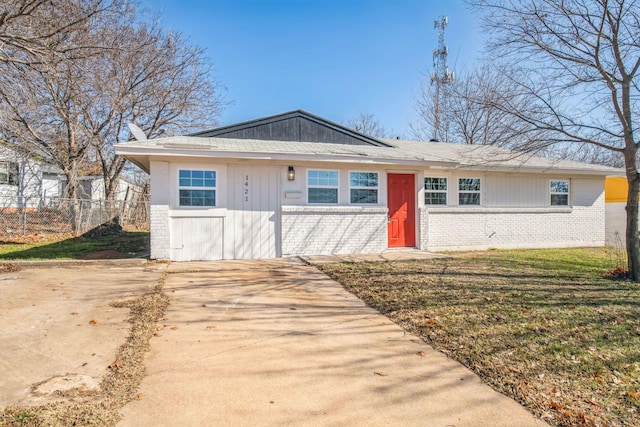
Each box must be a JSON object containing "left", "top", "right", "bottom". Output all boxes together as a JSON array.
[
  {"left": 431, "top": 16, "right": 454, "bottom": 85},
  {"left": 429, "top": 16, "right": 454, "bottom": 142}
]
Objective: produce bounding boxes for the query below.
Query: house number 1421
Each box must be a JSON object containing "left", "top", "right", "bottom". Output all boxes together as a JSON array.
[{"left": 244, "top": 174, "right": 249, "bottom": 202}]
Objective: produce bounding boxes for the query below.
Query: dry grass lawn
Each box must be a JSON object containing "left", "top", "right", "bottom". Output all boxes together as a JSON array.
[{"left": 318, "top": 247, "right": 640, "bottom": 427}]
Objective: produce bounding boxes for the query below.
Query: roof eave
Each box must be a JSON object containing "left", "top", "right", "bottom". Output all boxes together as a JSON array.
[
  {"left": 457, "top": 163, "right": 623, "bottom": 176},
  {"left": 115, "top": 146, "right": 457, "bottom": 168}
]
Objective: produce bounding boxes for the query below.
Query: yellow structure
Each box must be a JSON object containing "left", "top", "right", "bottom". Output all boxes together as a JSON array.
[{"left": 605, "top": 176, "right": 628, "bottom": 203}]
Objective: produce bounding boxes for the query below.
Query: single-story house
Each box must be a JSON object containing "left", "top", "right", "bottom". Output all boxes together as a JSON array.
[{"left": 115, "top": 110, "right": 623, "bottom": 261}]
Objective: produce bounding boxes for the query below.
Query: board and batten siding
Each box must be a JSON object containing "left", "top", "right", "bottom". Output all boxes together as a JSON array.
[
  {"left": 153, "top": 162, "right": 281, "bottom": 261},
  {"left": 225, "top": 165, "right": 281, "bottom": 259},
  {"left": 169, "top": 216, "right": 224, "bottom": 261}
]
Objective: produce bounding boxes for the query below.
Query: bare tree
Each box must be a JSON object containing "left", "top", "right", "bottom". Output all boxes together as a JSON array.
[
  {"left": 0, "top": 0, "right": 128, "bottom": 65},
  {"left": 412, "top": 77, "right": 453, "bottom": 142},
  {"left": 345, "top": 113, "right": 389, "bottom": 138},
  {"left": 0, "top": 0, "right": 222, "bottom": 202},
  {"left": 81, "top": 18, "right": 224, "bottom": 200},
  {"left": 0, "top": 1, "right": 224, "bottom": 229},
  {"left": 469, "top": 0, "right": 640, "bottom": 279},
  {"left": 413, "top": 64, "right": 549, "bottom": 147}
]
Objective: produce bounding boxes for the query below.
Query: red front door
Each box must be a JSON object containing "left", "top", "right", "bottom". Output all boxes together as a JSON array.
[{"left": 387, "top": 173, "right": 416, "bottom": 247}]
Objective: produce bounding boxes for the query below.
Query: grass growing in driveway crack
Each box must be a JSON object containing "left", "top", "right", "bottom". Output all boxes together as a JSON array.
[
  {"left": 0, "top": 273, "right": 169, "bottom": 427},
  {"left": 317, "top": 247, "right": 640, "bottom": 427}
]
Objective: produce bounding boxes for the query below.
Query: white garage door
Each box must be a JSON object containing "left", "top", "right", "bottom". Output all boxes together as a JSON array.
[{"left": 226, "top": 166, "right": 281, "bottom": 259}]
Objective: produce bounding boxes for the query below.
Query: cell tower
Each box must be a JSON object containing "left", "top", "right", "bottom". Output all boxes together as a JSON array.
[
  {"left": 431, "top": 16, "right": 454, "bottom": 85},
  {"left": 430, "top": 16, "right": 453, "bottom": 142}
]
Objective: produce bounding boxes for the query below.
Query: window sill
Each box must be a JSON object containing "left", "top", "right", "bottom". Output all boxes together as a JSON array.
[
  {"left": 422, "top": 206, "right": 573, "bottom": 214},
  {"left": 282, "top": 206, "right": 387, "bottom": 214},
  {"left": 169, "top": 208, "right": 227, "bottom": 218}
]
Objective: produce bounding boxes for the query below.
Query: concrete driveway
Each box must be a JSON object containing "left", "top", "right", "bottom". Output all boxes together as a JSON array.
[
  {"left": 118, "top": 258, "right": 544, "bottom": 427},
  {"left": 0, "top": 260, "right": 163, "bottom": 408}
]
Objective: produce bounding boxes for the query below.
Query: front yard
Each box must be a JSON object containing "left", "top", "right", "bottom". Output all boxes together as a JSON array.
[{"left": 318, "top": 248, "right": 640, "bottom": 427}]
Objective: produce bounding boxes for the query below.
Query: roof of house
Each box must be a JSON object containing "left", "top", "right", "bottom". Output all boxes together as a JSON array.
[
  {"left": 116, "top": 135, "right": 624, "bottom": 176},
  {"left": 190, "top": 110, "right": 393, "bottom": 147}
]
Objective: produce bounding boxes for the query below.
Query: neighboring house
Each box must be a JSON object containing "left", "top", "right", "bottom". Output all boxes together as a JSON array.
[
  {"left": 0, "top": 144, "right": 65, "bottom": 209},
  {"left": 115, "top": 110, "right": 623, "bottom": 262},
  {"left": 77, "top": 175, "right": 141, "bottom": 202},
  {"left": 41, "top": 164, "right": 65, "bottom": 201}
]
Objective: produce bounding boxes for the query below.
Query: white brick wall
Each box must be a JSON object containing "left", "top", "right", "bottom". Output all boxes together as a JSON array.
[
  {"left": 150, "top": 204, "right": 170, "bottom": 259},
  {"left": 281, "top": 206, "right": 387, "bottom": 256},
  {"left": 421, "top": 178, "right": 605, "bottom": 250}
]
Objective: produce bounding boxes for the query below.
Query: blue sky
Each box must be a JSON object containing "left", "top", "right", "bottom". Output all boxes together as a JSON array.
[{"left": 148, "top": 0, "right": 484, "bottom": 137}]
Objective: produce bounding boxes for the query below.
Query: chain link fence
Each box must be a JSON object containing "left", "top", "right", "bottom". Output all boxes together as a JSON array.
[{"left": 0, "top": 197, "right": 149, "bottom": 237}]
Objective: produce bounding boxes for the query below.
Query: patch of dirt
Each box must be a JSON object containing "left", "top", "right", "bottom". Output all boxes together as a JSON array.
[
  {"left": 0, "top": 263, "right": 21, "bottom": 273},
  {"left": 32, "top": 375, "right": 101, "bottom": 400},
  {"left": 77, "top": 250, "right": 122, "bottom": 260}
]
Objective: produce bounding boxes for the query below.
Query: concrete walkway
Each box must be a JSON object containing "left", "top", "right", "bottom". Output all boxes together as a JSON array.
[
  {"left": 300, "top": 248, "right": 451, "bottom": 264},
  {"left": 117, "top": 258, "right": 544, "bottom": 427}
]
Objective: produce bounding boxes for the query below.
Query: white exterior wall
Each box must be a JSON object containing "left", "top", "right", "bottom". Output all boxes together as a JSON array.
[
  {"left": 282, "top": 206, "right": 387, "bottom": 256},
  {"left": 605, "top": 202, "right": 626, "bottom": 246},
  {"left": 87, "top": 178, "right": 139, "bottom": 201},
  {"left": 279, "top": 164, "right": 392, "bottom": 256},
  {"left": 150, "top": 161, "right": 170, "bottom": 259},
  {"left": 0, "top": 146, "right": 43, "bottom": 209},
  {"left": 421, "top": 176, "right": 605, "bottom": 250},
  {"left": 148, "top": 156, "right": 608, "bottom": 261}
]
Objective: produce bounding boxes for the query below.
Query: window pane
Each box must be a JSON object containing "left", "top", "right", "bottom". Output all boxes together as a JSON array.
[
  {"left": 425, "top": 192, "right": 447, "bottom": 205},
  {"left": 550, "top": 180, "right": 568, "bottom": 193},
  {"left": 179, "top": 189, "right": 216, "bottom": 206},
  {"left": 425, "top": 177, "right": 446, "bottom": 191},
  {"left": 309, "top": 170, "right": 338, "bottom": 187},
  {"left": 308, "top": 188, "right": 338, "bottom": 203},
  {"left": 459, "top": 178, "right": 480, "bottom": 191},
  {"left": 179, "top": 170, "right": 216, "bottom": 188},
  {"left": 551, "top": 194, "right": 568, "bottom": 206},
  {"left": 350, "top": 172, "right": 378, "bottom": 187},
  {"left": 350, "top": 189, "right": 378, "bottom": 204},
  {"left": 459, "top": 193, "right": 480, "bottom": 205}
]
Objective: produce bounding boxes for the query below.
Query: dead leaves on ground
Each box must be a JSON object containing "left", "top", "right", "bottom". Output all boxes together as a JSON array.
[{"left": 318, "top": 255, "right": 640, "bottom": 427}]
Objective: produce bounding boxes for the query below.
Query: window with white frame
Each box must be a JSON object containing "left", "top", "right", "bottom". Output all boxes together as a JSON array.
[
  {"left": 425, "top": 177, "right": 447, "bottom": 205},
  {"left": 459, "top": 178, "right": 481, "bottom": 205},
  {"left": 178, "top": 169, "right": 216, "bottom": 207},
  {"left": 550, "top": 180, "right": 569, "bottom": 206},
  {"left": 349, "top": 172, "right": 378, "bottom": 204},
  {"left": 0, "top": 163, "right": 9, "bottom": 184},
  {"left": 0, "top": 162, "right": 18, "bottom": 185},
  {"left": 308, "top": 170, "right": 339, "bottom": 204}
]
